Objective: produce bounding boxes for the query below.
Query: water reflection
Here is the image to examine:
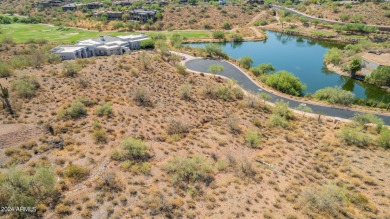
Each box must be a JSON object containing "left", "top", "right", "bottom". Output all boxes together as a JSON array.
[{"left": 186, "top": 31, "right": 390, "bottom": 103}]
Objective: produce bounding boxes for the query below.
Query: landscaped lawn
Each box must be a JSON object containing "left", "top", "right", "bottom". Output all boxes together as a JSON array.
[
  {"left": 0, "top": 23, "right": 211, "bottom": 43},
  {"left": 341, "top": 34, "right": 367, "bottom": 39},
  {"left": 310, "top": 30, "right": 336, "bottom": 37}
]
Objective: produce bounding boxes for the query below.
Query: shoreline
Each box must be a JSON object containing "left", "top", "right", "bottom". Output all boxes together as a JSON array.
[{"left": 260, "top": 25, "right": 363, "bottom": 44}]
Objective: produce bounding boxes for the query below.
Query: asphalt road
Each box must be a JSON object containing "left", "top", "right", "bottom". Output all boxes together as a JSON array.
[{"left": 185, "top": 58, "right": 390, "bottom": 125}]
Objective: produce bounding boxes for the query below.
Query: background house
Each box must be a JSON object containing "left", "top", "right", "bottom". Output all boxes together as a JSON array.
[{"left": 51, "top": 34, "right": 148, "bottom": 60}]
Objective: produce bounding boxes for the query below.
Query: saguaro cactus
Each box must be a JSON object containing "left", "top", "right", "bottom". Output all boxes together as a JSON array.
[{"left": 0, "top": 84, "right": 14, "bottom": 115}]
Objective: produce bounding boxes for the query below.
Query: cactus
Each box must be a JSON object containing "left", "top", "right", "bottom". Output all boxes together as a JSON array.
[{"left": 0, "top": 84, "right": 14, "bottom": 115}]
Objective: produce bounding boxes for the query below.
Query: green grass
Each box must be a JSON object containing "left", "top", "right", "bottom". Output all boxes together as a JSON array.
[
  {"left": 310, "top": 30, "right": 336, "bottom": 37},
  {"left": 0, "top": 23, "right": 211, "bottom": 44},
  {"left": 285, "top": 27, "right": 302, "bottom": 31},
  {"left": 341, "top": 34, "right": 366, "bottom": 39}
]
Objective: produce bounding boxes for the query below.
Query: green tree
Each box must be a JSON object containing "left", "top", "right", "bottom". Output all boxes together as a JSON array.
[
  {"left": 313, "top": 87, "right": 355, "bottom": 105},
  {"left": 349, "top": 58, "right": 361, "bottom": 76},
  {"left": 324, "top": 48, "right": 342, "bottom": 65},
  {"left": 208, "top": 64, "right": 224, "bottom": 77},
  {"left": 250, "top": 63, "right": 275, "bottom": 76},
  {"left": 262, "top": 71, "right": 306, "bottom": 96},
  {"left": 121, "top": 138, "right": 150, "bottom": 160},
  {"left": 204, "top": 44, "right": 229, "bottom": 59},
  {"left": 212, "top": 30, "right": 225, "bottom": 40},
  {"left": 238, "top": 56, "right": 253, "bottom": 69},
  {"left": 365, "top": 66, "right": 390, "bottom": 86},
  {"left": 164, "top": 156, "right": 212, "bottom": 185},
  {"left": 222, "top": 22, "right": 231, "bottom": 30}
]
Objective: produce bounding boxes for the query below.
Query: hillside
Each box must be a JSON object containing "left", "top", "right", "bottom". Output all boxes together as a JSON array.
[
  {"left": 0, "top": 49, "right": 389, "bottom": 218},
  {"left": 296, "top": 2, "right": 390, "bottom": 26}
]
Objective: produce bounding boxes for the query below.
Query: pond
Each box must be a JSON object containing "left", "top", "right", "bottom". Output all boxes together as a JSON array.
[{"left": 186, "top": 31, "right": 390, "bottom": 103}]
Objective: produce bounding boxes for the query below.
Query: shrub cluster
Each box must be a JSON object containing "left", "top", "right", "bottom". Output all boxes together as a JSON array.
[
  {"left": 11, "top": 76, "right": 40, "bottom": 98},
  {"left": 58, "top": 100, "right": 87, "bottom": 119},
  {"left": 261, "top": 70, "right": 306, "bottom": 96},
  {"left": 164, "top": 156, "right": 212, "bottom": 186},
  {"left": 313, "top": 87, "right": 355, "bottom": 105}
]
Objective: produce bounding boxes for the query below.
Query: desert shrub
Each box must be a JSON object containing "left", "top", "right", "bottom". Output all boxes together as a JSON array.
[
  {"left": 63, "top": 164, "right": 89, "bottom": 181},
  {"left": 232, "top": 33, "right": 243, "bottom": 42},
  {"left": 113, "top": 21, "right": 124, "bottom": 29},
  {"left": 238, "top": 55, "right": 253, "bottom": 69},
  {"left": 227, "top": 116, "right": 241, "bottom": 134},
  {"left": 95, "top": 172, "right": 122, "bottom": 192},
  {"left": 237, "top": 158, "right": 257, "bottom": 179},
  {"left": 204, "top": 44, "right": 229, "bottom": 59},
  {"left": 365, "top": 66, "right": 390, "bottom": 86},
  {"left": 133, "top": 87, "right": 153, "bottom": 107},
  {"left": 378, "top": 128, "right": 390, "bottom": 149},
  {"left": 269, "top": 114, "right": 289, "bottom": 128},
  {"left": 151, "top": 33, "right": 166, "bottom": 40},
  {"left": 164, "top": 156, "right": 212, "bottom": 185},
  {"left": 301, "top": 184, "right": 345, "bottom": 217},
  {"left": 0, "top": 62, "right": 12, "bottom": 77},
  {"left": 250, "top": 63, "right": 275, "bottom": 76},
  {"left": 167, "top": 119, "right": 190, "bottom": 135},
  {"left": 215, "top": 86, "right": 243, "bottom": 101},
  {"left": 273, "top": 100, "right": 294, "bottom": 120},
  {"left": 339, "top": 14, "right": 349, "bottom": 22},
  {"left": 300, "top": 184, "right": 370, "bottom": 218},
  {"left": 352, "top": 113, "right": 383, "bottom": 133},
  {"left": 170, "top": 33, "right": 183, "bottom": 48},
  {"left": 62, "top": 61, "right": 81, "bottom": 77},
  {"left": 245, "top": 130, "right": 261, "bottom": 148},
  {"left": 212, "top": 30, "right": 225, "bottom": 40},
  {"left": 222, "top": 22, "right": 231, "bottom": 30},
  {"left": 254, "top": 19, "right": 268, "bottom": 26},
  {"left": 96, "top": 102, "right": 113, "bottom": 117},
  {"left": 261, "top": 71, "right": 306, "bottom": 96},
  {"left": 324, "top": 48, "right": 342, "bottom": 65},
  {"left": 93, "top": 129, "right": 108, "bottom": 144},
  {"left": 59, "top": 100, "right": 87, "bottom": 119},
  {"left": 179, "top": 84, "right": 192, "bottom": 100},
  {"left": 0, "top": 166, "right": 57, "bottom": 218},
  {"left": 120, "top": 138, "right": 149, "bottom": 160},
  {"left": 313, "top": 87, "right": 355, "bottom": 105},
  {"left": 11, "top": 76, "right": 40, "bottom": 98},
  {"left": 176, "top": 64, "right": 188, "bottom": 76},
  {"left": 339, "top": 126, "right": 370, "bottom": 147}
]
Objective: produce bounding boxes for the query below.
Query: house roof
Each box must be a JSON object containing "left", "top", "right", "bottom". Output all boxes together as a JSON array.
[
  {"left": 91, "top": 36, "right": 124, "bottom": 44},
  {"left": 51, "top": 45, "right": 87, "bottom": 53},
  {"left": 362, "top": 53, "right": 390, "bottom": 66}
]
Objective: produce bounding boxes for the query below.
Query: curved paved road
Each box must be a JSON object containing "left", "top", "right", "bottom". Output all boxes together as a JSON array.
[
  {"left": 271, "top": 5, "right": 390, "bottom": 31},
  {"left": 184, "top": 58, "right": 390, "bottom": 125}
]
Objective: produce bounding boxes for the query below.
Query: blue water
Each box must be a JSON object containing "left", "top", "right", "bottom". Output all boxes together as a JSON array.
[{"left": 186, "top": 31, "right": 390, "bottom": 103}]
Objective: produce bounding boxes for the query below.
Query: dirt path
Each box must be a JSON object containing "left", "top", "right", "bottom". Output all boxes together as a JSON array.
[
  {"left": 247, "top": 10, "right": 268, "bottom": 26},
  {"left": 249, "top": 26, "right": 264, "bottom": 38},
  {"left": 0, "top": 124, "right": 44, "bottom": 148}
]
